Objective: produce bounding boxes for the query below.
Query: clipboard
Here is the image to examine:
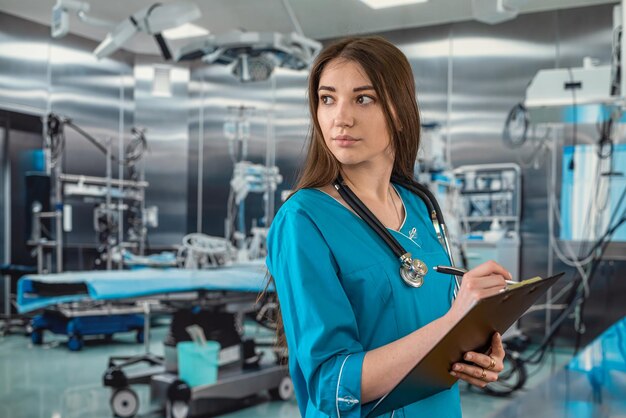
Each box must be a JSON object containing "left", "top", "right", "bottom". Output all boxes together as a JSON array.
[{"left": 367, "top": 272, "right": 565, "bottom": 417}]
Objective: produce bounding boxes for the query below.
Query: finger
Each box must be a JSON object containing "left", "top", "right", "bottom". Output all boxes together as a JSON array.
[
  {"left": 475, "top": 285, "right": 507, "bottom": 299},
  {"left": 465, "top": 260, "right": 512, "bottom": 281},
  {"left": 470, "top": 285, "right": 508, "bottom": 302},
  {"left": 463, "top": 274, "right": 508, "bottom": 291},
  {"left": 451, "top": 363, "right": 498, "bottom": 381},
  {"left": 464, "top": 352, "right": 503, "bottom": 372},
  {"left": 451, "top": 370, "right": 497, "bottom": 388},
  {"left": 490, "top": 333, "right": 505, "bottom": 359},
  {"left": 481, "top": 275, "right": 508, "bottom": 289}
]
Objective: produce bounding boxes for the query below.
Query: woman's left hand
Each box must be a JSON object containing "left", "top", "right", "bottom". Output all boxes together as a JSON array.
[{"left": 449, "top": 332, "right": 505, "bottom": 388}]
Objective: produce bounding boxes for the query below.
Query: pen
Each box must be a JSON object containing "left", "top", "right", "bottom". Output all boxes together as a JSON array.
[{"left": 434, "top": 265, "right": 516, "bottom": 285}]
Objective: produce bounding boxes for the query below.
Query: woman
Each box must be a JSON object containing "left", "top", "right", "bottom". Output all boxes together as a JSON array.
[{"left": 266, "top": 36, "right": 510, "bottom": 417}]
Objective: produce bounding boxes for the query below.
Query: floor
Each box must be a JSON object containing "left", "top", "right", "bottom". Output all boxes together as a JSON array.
[{"left": 0, "top": 319, "right": 580, "bottom": 418}]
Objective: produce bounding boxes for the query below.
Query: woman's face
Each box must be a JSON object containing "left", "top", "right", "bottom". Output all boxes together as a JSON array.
[{"left": 316, "top": 58, "right": 394, "bottom": 169}]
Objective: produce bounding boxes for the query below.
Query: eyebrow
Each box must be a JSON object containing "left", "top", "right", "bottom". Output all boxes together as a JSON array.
[{"left": 317, "top": 85, "right": 375, "bottom": 93}]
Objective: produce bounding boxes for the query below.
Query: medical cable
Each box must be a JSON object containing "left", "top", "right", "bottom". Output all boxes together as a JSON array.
[{"left": 520, "top": 212, "right": 625, "bottom": 366}]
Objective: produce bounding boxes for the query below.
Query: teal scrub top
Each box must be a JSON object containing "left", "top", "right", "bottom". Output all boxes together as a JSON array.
[{"left": 266, "top": 185, "right": 462, "bottom": 418}]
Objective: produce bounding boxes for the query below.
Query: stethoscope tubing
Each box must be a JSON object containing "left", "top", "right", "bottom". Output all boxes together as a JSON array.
[
  {"left": 333, "top": 174, "right": 461, "bottom": 294},
  {"left": 334, "top": 174, "right": 406, "bottom": 258}
]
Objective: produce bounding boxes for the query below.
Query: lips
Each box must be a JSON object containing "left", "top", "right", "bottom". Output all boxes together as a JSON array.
[
  {"left": 333, "top": 135, "right": 360, "bottom": 147},
  {"left": 334, "top": 135, "right": 358, "bottom": 141}
]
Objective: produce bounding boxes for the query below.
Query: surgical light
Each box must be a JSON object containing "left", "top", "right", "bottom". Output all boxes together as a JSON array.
[
  {"left": 93, "top": 2, "right": 201, "bottom": 59},
  {"left": 162, "top": 23, "right": 209, "bottom": 40},
  {"left": 175, "top": 30, "right": 321, "bottom": 82},
  {"left": 232, "top": 54, "right": 276, "bottom": 82},
  {"left": 358, "top": 0, "right": 428, "bottom": 9}
]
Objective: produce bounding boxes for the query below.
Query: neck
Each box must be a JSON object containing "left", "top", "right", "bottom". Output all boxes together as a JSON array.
[{"left": 341, "top": 161, "right": 394, "bottom": 201}]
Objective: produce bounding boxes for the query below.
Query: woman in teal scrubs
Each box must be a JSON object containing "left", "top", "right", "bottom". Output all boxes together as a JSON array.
[{"left": 266, "top": 36, "right": 510, "bottom": 417}]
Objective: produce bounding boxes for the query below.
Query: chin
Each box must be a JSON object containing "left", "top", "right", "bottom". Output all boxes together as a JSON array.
[{"left": 332, "top": 152, "right": 364, "bottom": 167}]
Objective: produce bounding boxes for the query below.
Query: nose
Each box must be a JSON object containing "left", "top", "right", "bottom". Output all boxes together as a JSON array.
[{"left": 333, "top": 101, "right": 354, "bottom": 128}]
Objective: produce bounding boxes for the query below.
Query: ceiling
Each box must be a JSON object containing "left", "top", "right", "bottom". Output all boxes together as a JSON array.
[{"left": 0, "top": 0, "right": 618, "bottom": 56}]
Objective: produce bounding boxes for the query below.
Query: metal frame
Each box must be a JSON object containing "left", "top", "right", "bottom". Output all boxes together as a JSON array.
[
  {"left": 1, "top": 114, "right": 10, "bottom": 329},
  {"left": 453, "top": 162, "right": 522, "bottom": 235}
]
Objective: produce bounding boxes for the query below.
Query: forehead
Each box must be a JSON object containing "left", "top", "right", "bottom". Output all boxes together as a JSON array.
[{"left": 318, "top": 58, "right": 372, "bottom": 87}]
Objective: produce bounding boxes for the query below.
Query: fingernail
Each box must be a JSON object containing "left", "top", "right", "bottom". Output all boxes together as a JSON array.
[
  {"left": 465, "top": 353, "right": 473, "bottom": 361},
  {"left": 508, "top": 272, "right": 513, "bottom": 280},
  {"left": 450, "top": 371, "right": 457, "bottom": 377},
  {"left": 454, "top": 364, "right": 462, "bottom": 371}
]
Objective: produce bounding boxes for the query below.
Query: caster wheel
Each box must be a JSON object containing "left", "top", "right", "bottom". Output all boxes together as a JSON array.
[
  {"left": 270, "top": 376, "right": 294, "bottom": 401},
  {"left": 110, "top": 387, "right": 139, "bottom": 418},
  {"left": 31, "top": 330, "right": 43, "bottom": 345},
  {"left": 136, "top": 330, "right": 144, "bottom": 344},
  {"left": 166, "top": 400, "right": 189, "bottom": 418},
  {"left": 67, "top": 335, "right": 83, "bottom": 351},
  {"left": 166, "top": 380, "right": 191, "bottom": 418}
]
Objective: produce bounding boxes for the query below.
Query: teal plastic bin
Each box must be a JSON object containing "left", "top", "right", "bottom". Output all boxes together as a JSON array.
[{"left": 177, "top": 341, "right": 221, "bottom": 387}]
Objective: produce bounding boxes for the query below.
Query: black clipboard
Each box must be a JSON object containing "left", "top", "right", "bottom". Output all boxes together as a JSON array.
[{"left": 367, "top": 272, "right": 565, "bottom": 417}]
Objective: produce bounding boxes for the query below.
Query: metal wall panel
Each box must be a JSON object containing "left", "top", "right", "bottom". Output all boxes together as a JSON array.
[
  {"left": 0, "top": 123, "right": 5, "bottom": 265},
  {"left": 188, "top": 64, "right": 309, "bottom": 237},
  {"left": 0, "top": 10, "right": 190, "bottom": 257},
  {"left": 189, "top": 3, "right": 619, "bottom": 341},
  {"left": 448, "top": 11, "right": 559, "bottom": 293},
  {"left": 0, "top": 11, "right": 137, "bottom": 266},
  {"left": 49, "top": 33, "right": 136, "bottom": 249},
  {"left": 385, "top": 24, "right": 452, "bottom": 127},
  {"left": 0, "top": 123, "right": 6, "bottom": 313},
  {"left": 548, "top": 6, "right": 625, "bottom": 341},
  {"left": 134, "top": 55, "right": 189, "bottom": 246},
  {"left": 0, "top": 13, "right": 49, "bottom": 115}
]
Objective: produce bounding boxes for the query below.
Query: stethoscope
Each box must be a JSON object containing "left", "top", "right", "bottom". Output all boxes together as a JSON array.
[{"left": 333, "top": 174, "right": 461, "bottom": 295}]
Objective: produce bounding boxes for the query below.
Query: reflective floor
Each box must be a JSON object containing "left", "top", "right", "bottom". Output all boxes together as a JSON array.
[
  {"left": 1, "top": 317, "right": 620, "bottom": 418},
  {"left": 490, "top": 317, "right": 626, "bottom": 418}
]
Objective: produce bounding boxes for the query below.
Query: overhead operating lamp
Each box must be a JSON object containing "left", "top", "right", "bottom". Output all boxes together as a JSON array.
[
  {"left": 358, "top": 0, "right": 428, "bottom": 9},
  {"left": 172, "top": 31, "right": 322, "bottom": 82},
  {"left": 93, "top": 2, "right": 201, "bottom": 59}
]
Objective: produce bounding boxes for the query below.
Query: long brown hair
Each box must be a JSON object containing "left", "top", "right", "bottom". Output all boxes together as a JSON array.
[
  {"left": 263, "top": 36, "right": 422, "bottom": 349},
  {"left": 297, "top": 35, "right": 421, "bottom": 189}
]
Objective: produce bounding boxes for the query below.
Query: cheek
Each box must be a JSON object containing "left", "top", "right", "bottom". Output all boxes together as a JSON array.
[
  {"left": 317, "top": 110, "right": 332, "bottom": 139},
  {"left": 373, "top": 116, "right": 392, "bottom": 148}
]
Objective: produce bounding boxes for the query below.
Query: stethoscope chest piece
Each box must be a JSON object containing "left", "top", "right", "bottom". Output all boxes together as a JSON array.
[{"left": 400, "top": 257, "right": 428, "bottom": 288}]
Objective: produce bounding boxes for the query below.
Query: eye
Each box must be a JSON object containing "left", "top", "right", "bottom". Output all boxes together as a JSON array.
[
  {"left": 356, "top": 95, "right": 375, "bottom": 105},
  {"left": 320, "top": 95, "right": 335, "bottom": 105}
]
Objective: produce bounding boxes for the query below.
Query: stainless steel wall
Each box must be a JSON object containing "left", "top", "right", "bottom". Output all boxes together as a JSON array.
[
  {"left": 0, "top": 123, "right": 5, "bottom": 266},
  {"left": 0, "top": 3, "right": 621, "bottom": 339},
  {"left": 188, "top": 3, "right": 621, "bottom": 341},
  {"left": 0, "top": 11, "right": 190, "bottom": 264},
  {"left": 382, "top": 4, "right": 623, "bottom": 341},
  {"left": 48, "top": 30, "right": 135, "bottom": 249},
  {"left": 188, "top": 65, "right": 309, "bottom": 236},
  {"left": 0, "top": 13, "right": 49, "bottom": 115},
  {"left": 134, "top": 55, "right": 190, "bottom": 246}
]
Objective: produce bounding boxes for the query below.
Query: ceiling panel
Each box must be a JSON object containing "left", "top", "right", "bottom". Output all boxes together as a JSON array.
[{"left": 0, "top": 0, "right": 617, "bottom": 56}]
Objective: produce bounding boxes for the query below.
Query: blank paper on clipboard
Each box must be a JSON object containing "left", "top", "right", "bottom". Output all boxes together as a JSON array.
[{"left": 367, "top": 272, "right": 565, "bottom": 417}]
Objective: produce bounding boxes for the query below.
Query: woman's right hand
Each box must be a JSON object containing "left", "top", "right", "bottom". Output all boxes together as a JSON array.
[{"left": 446, "top": 260, "right": 511, "bottom": 324}]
